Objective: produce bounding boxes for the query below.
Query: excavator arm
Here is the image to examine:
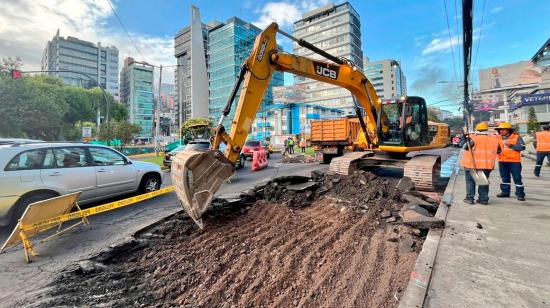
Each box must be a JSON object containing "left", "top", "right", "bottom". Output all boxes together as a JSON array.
[{"left": 172, "top": 23, "right": 381, "bottom": 228}]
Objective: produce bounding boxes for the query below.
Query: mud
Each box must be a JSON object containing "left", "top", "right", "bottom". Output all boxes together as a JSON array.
[{"left": 32, "top": 171, "right": 435, "bottom": 308}]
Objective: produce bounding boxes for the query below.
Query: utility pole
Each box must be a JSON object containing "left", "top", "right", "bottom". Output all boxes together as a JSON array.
[
  {"left": 155, "top": 65, "right": 163, "bottom": 156},
  {"left": 462, "top": 0, "right": 474, "bottom": 130}
]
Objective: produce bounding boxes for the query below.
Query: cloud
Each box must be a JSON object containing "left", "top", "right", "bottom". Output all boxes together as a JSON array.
[
  {"left": 0, "top": 0, "right": 175, "bottom": 83},
  {"left": 421, "top": 36, "right": 462, "bottom": 55},
  {"left": 490, "top": 6, "right": 503, "bottom": 14},
  {"left": 252, "top": 0, "right": 331, "bottom": 29}
]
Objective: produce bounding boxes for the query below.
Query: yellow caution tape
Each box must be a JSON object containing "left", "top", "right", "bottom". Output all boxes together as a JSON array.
[{"left": 20, "top": 186, "right": 175, "bottom": 232}]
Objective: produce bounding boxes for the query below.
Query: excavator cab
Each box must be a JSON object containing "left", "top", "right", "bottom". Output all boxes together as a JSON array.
[{"left": 377, "top": 96, "right": 429, "bottom": 147}]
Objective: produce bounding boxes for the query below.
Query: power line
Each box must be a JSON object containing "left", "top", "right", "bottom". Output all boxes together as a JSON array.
[
  {"left": 472, "top": 0, "right": 486, "bottom": 70},
  {"left": 104, "top": 0, "right": 145, "bottom": 60},
  {"left": 443, "top": 0, "right": 459, "bottom": 82}
]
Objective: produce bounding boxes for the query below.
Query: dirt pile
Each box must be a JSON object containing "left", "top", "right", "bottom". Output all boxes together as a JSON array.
[
  {"left": 32, "top": 171, "right": 442, "bottom": 308},
  {"left": 281, "top": 154, "right": 316, "bottom": 163}
]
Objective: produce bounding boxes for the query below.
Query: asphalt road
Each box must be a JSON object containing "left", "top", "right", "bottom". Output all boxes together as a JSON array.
[
  {"left": 0, "top": 148, "right": 458, "bottom": 306},
  {"left": 0, "top": 153, "right": 327, "bottom": 307}
]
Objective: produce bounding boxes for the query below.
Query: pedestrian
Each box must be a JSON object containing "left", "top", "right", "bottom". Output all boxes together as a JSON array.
[
  {"left": 460, "top": 122, "right": 501, "bottom": 205},
  {"left": 299, "top": 137, "right": 307, "bottom": 153},
  {"left": 283, "top": 138, "right": 289, "bottom": 156},
  {"left": 534, "top": 124, "right": 550, "bottom": 177},
  {"left": 288, "top": 137, "right": 295, "bottom": 154},
  {"left": 494, "top": 122, "right": 526, "bottom": 201}
]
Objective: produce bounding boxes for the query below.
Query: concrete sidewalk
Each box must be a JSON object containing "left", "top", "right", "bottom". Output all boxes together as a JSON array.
[{"left": 425, "top": 157, "right": 550, "bottom": 307}]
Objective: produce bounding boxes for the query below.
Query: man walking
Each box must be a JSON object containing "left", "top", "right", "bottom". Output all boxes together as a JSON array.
[
  {"left": 534, "top": 124, "right": 550, "bottom": 177},
  {"left": 460, "top": 122, "right": 500, "bottom": 205},
  {"left": 495, "top": 122, "right": 526, "bottom": 201},
  {"left": 283, "top": 138, "right": 289, "bottom": 156}
]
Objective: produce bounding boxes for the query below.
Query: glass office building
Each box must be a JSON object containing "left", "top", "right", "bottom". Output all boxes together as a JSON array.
[
  {"left": 120, "top": 57, "right": 155, "bottom": 141},
  {"left": 293, "top": 2, "right": 363, "bottom": 115},
  {"left": 363, "top": 58, "right": 407, "bottom": 100},
  {"left": 41, "top": 30, "right": 119, "bottom": 100},
  {"left": 208, "top": 17, "right": 284, "bottom": 129}
]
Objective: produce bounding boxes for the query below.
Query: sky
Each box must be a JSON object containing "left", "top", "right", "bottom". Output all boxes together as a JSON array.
[{"left": 1, "top": 0, "right": 549, "bottom": 114}]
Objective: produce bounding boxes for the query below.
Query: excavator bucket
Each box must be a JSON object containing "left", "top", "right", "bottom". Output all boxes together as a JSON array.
[{"left": 171, "top": 149, "right": 235, "bottom": 229}]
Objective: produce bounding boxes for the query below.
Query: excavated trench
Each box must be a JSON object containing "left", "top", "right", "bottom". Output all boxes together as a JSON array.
[{"left": 30, "top": 170, "right": 445, "bottom": 308}]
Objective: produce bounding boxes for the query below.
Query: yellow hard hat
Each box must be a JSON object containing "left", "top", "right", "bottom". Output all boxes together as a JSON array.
[
  {"left": 495, "top": 122, "right": 513, "bottom": 130},
  {"left": 475, "top": 122, "right": 489, "bottom": 131}
]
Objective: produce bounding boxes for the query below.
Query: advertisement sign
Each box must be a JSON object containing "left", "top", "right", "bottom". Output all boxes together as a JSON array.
[
  {"left": 520, "top": 93, "right": 550, "bottom": 106},
  {"left": 273, "top": 85, "right": 306, "bottom": 104},
  {"left": 479, "top": 61, "right": 543, "bottom": 91}
]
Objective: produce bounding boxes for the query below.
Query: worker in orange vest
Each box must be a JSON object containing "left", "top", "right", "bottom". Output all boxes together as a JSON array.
[
  {"left": 299, "top": 137, "right": 307, "bottom": 153},
  {"left": 534, "top": 124, "right": 550, "bottom": 176},
  {"left": 495, "top": 122, "right": 526, "bottom": 201},
  {"left": 460, "top": 122, "right": 501, "bottom": 205}
]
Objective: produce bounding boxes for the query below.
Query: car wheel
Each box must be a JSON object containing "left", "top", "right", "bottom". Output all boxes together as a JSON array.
[
  {"left": 8, "top": 191, "right": 59, "bottom": 230},
  {"left": 236, "top": 154, "right": 245, "bottom": 169},
  {"left": 140, "top": 174, "right": 161, "bottom": 193}
]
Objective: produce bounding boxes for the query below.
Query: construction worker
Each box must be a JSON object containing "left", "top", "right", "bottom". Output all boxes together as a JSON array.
[
  {"left": 299, "top": 137, "right": 307, "bottom": 153},
  {"left": 460, "top": 122, "right": 500, "bottom": 205},
  {"left": 288, "top": 137, "right": 295, "bottom": 154},
  {"left": 495, "top": 122, "right": 526, "bottom": 201},
  {"left": 534, "top": 124, "right": 550, "bottom": 176}
]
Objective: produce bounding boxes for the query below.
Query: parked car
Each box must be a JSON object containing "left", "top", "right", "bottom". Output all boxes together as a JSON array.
[
  {"left": 164, "top": 140, "right": 210, "bottom": 168},
  {"left": 0, "top": 142, "right": 162, "bottom": 228},
  {"left": 242, "top": 140, "right": 270, "bottom": 160}
]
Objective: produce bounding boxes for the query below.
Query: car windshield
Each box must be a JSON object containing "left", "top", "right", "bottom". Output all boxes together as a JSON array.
[
  {"left": 171, "top": 145, "right": 186, "bottom": 152},
  {"left": 245, "top": 141, "right": 260, "bottom": 147},
  {"left": 184, "top": 142, "right": 210, "bottom": 151}
]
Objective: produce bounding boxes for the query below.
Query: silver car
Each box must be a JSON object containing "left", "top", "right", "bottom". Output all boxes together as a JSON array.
[{"left": 0, "top": 142, "right": 162, "bottom": 228}]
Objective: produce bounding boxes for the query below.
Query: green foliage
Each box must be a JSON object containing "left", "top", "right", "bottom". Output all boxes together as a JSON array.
[
  {"left": 0, "top": 57, "right": 129, "bottom": 141},
  {"left": 441, "top": 116, "right": 465, "bottom": 134},
  {"left": 98, "top": 121, "right": 140, "bottom": 149},
  {"left": 0, "top": 57, "right": 23, "bottom": 74},
  {"left": 527, "top": 106, "right": 540, "bottom": 133},
  {"left": 180, "top": 118, "right": 212, "bottom": 142}
]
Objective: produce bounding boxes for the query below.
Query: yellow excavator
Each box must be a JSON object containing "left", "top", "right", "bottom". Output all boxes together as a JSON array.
[{"left": 171, "top": 23, "right": 448, "bottom": 228}]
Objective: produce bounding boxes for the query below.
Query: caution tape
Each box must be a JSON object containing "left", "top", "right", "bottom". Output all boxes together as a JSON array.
[{"left": 20, "top": 186, "right": 175, "bottom": 232}]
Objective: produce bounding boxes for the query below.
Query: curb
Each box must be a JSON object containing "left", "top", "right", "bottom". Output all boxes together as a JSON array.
[{"left": 399, "top": 165, "right": 459, "bottom": 308}]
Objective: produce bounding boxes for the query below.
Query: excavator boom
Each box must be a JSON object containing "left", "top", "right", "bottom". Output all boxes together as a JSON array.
[{"left": 172, "top": 22, "right": 442, "bottom": 228}]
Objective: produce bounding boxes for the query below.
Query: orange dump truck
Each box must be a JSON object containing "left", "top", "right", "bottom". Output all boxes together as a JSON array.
[{"left": 310, "top": 117, "right": 362, "bottom": 164}]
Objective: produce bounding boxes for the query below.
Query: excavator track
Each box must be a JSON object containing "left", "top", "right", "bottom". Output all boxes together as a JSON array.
[
  {"left": 403, "top": 155, "right": 441, "bottom": 191},
  {"left": 330, "top": 152, "right": 441, "bottom": 191},
  {"left": 329, "top": 151, "right": 373, "bottom": 175}
]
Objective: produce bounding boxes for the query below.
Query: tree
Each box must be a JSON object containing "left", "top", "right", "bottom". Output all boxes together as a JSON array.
[
  {"left": 180, "top": 118, "right": 212, "bottom": 142},
  {"left": 527, "top": 106, "right": 540, "bottom": 133},
  {"left": 0, "top": 57, "right": 23, "bottom": 74},
  {"left": 441, "top": 116, "right": 466, "bottom": 135},
  {"left": 98, "top": 121, "right": 140, "bottom": 149}
]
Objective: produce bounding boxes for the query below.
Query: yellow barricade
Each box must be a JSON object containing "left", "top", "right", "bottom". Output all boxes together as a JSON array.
[{"left": 0, "top": 186, "right": 174, "bottom": 263}]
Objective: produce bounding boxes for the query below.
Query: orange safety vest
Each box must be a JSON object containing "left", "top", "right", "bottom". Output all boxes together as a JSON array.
[
  {"left": 535, "top": 131, "right": 550, "bottom": 152},
  {"left": 460, "top": 133, "right": 499, "bottom": 170},
  {"left": 299, "top": 139, "right": 306, "bottom": 147},
  {"left": 496, "top": 134, "right": 521, "bottom": 162}
]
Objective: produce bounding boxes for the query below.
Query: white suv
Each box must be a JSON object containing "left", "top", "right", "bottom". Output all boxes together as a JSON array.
[{"left": 0, "top": 142, "right": 162, "bottom": 228}]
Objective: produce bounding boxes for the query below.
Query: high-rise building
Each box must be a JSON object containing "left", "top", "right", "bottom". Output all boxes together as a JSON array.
[
  {"left": 293, "top": 2, "right": 363, "bottom": 115},
  {"left": 363, "top": 58, "right": 407, "bottom": 100},
  {"left": 120, "top": 57, "right": 155, "bottom": 141},
  {"left": 174, "top": 6, "right": 210, "bottom": 126},
  {"left": 208, "top": 17, "right": 284, "bottom": 129},
  {"left": 41, "top": 29, "right": 119, "bottom": 100}
]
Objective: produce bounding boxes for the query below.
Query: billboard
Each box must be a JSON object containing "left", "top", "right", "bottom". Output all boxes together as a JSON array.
[
  {"left": 273, "top": 85, "right": 306, "bottom": 103},
  {"left": 479, "top": 61, "right": 543, "bottom": 90}
]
